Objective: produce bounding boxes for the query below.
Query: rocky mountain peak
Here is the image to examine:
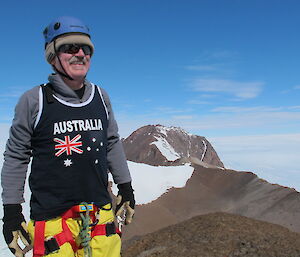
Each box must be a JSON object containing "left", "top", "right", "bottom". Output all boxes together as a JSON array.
[{"left": 122, "top": 124, "right": 224, "bottom": 167}]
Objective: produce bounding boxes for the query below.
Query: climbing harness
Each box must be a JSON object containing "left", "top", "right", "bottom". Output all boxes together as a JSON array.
[{"left": 32, "top": 203, "right": 121, "bottom": 257}]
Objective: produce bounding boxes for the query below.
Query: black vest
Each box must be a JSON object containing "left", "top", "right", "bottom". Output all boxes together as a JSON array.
[{"left": 30, "top": 84, "right": 111, "bottom": 220}]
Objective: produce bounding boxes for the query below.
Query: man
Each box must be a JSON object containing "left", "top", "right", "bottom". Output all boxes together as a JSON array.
[{"left": 1, "top": 16, "right": 135, "bottom": 257}]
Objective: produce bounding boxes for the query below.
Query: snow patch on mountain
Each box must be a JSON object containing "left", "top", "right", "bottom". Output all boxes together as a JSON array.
[
  {"left": 111, "top": 161, "right": 194, "bottom": 204},
  {"left": 150, "top": 136, "right": 180, "bottom": 161},
  {"left": 157, "top": 125, "right": 193, "bottom": 137},
  {"left": 157, "top": 125, "right": 168, "bottom": 137},
  {"left": 201, "top": 140, "right": 207, "bottom": 161}
]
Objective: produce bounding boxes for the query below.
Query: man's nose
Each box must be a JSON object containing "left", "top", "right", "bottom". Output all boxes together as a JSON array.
[{"left": 75, "top": 48, "right": 85, "bottom": 56}]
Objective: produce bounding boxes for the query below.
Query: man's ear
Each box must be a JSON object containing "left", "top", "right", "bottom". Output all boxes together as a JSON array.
[{"left": 50, "top": 56, "right": 57, "bottom": 66}]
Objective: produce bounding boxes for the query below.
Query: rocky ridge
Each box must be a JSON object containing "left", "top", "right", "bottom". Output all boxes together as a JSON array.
[
  {"left": 122, "top": 124, "right": 224, "bottom": 167},
  {"left": 121, "top": 164, "right": 300, "bottom": 243},
  {"left": 122, "top": 212, "right": 300, "bottom": 257}
]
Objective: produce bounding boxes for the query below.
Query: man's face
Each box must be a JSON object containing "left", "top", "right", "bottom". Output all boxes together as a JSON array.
[{"left": 52, "top": 46, "right": 91, "bottom": 81}]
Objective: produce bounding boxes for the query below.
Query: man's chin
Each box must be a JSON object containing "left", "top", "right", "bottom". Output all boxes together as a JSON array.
[
  {"left": 69, "top": 71, "right": 88, "bottom": 80},
  {"left": 71, "top": 75, "right": 87, "bottom": 81}
]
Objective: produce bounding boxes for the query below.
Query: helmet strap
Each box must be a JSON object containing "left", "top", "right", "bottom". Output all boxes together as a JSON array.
[{"left": 53, "top": 40, "right": 74, "bottom": 81}]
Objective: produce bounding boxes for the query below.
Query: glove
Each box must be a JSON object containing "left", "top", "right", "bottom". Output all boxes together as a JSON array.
[
  {"left": 115, "top": 182, "right": 135, "bottom": 225},
  {"left": 2, "top": 204, "right": 31, "bottom": 257}
]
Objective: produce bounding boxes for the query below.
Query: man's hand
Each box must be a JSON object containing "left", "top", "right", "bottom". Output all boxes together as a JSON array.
[
  {"left": 2, "top": 204, "right": 31, "bottom": 257},
  {"left": 115, "top": 182, "right": 135, "bottom": 225}
]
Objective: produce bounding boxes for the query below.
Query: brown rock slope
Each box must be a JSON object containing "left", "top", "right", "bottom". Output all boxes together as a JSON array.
[
  {"left": 122, "top": 124, "right": 224, "bottom": 167},
  {"left": 122, "top": 164, "right": 300, "bottom": 242},
  {"left": 122, "top": 212, "right": 300, "bottom": 257}
]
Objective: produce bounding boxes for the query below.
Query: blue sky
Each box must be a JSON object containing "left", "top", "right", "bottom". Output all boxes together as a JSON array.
[{"left": 0, "top": 0, "right": 300, "bottom": 190}]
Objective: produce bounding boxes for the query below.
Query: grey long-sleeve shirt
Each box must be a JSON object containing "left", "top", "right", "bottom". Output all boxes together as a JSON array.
[{"left": 1, "top": 74, "right": 131, "bottom": 204}]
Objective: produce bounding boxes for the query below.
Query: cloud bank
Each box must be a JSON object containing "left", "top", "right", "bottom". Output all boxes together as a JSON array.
[{"left": 190, "top": 78, "right": 264, "bottom": 100}]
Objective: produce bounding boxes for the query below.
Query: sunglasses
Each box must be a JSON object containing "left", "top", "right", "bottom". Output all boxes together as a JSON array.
[{"left": 58, "top": 44, "right": 92, "bottom": 55}]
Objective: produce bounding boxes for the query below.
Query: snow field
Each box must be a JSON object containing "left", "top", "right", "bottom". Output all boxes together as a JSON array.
[{"left": 110, "top": 161, "right": 194, "bottom": 204}]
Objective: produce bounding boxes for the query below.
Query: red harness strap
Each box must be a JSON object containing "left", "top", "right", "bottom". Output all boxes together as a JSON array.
[
  {"left": 33, "top": 221, "right": 46, "bottom": 257},
  {"left": 91, "top": 223, "right": 122, "bottom": 238},
  {"left": 56, "top": 219, "right": 78, "bottom": 252},
  {"left": 33, "top": 204, "right": 120, "bottom": 256},
  {"left": 33, "top": 219, "right": 78, "bottom": 257}
]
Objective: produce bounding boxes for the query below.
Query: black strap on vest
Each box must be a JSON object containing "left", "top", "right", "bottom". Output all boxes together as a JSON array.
[{"left": 41, "top": 83, "right": 55, "bottom": 104}]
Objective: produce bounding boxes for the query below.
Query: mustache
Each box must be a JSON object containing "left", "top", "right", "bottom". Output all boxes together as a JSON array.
[{"left": 69, "top": 56, "right": 88, "bottom": 64}]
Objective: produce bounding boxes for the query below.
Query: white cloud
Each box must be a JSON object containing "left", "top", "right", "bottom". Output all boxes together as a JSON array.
[
  {"left": 171, "top": 115, "right": 194, "bottom": 120},
  {"left": 0, "top": 86, "right": 28, "bottom": 99},
  {"left": 157, "top": 110, "right": 300, "bottom": 134},
  {"left": 210, "top": 50, "right": 239, "bottom": 59},
  {"left": 0, "top": 113, "right": 14, "bottom": 123},
  {"left": 116, "top": 105, "right": 300, "bottom": 138},
  {"left": 198, "top": 50, "right": 239, "bottom": 61},
  {"left": 294, "top": 85, "right": 300, "bottom": 90},
  {"left": 211, "top": 106, "right": 282, "bottom": 113},
  {"left": 288, "top": 106, "right": 300, "bottom": 110},
  {"left": 187, "top": 94, "right": 217, "bottom": 105},
  {"left": 185, "top": 65, "right": 217, "bottom": 71},
  {"left": 187, "top": 99, "right": 212, "bottom": 105},
  {"left": 0, "top": 124, "right": 10, "bottom": 143},
  {"left": 155, "top": 107, "right": 194, "bottom": 114},
  {"left": 0, "top": 124, "right": 10, "bottom": 167},
  {"left": 208, "top": 133, "right": 300, "bottom": 192},
  {"left": 191, "top": 78, "right": 264, "bottom": 99}
]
